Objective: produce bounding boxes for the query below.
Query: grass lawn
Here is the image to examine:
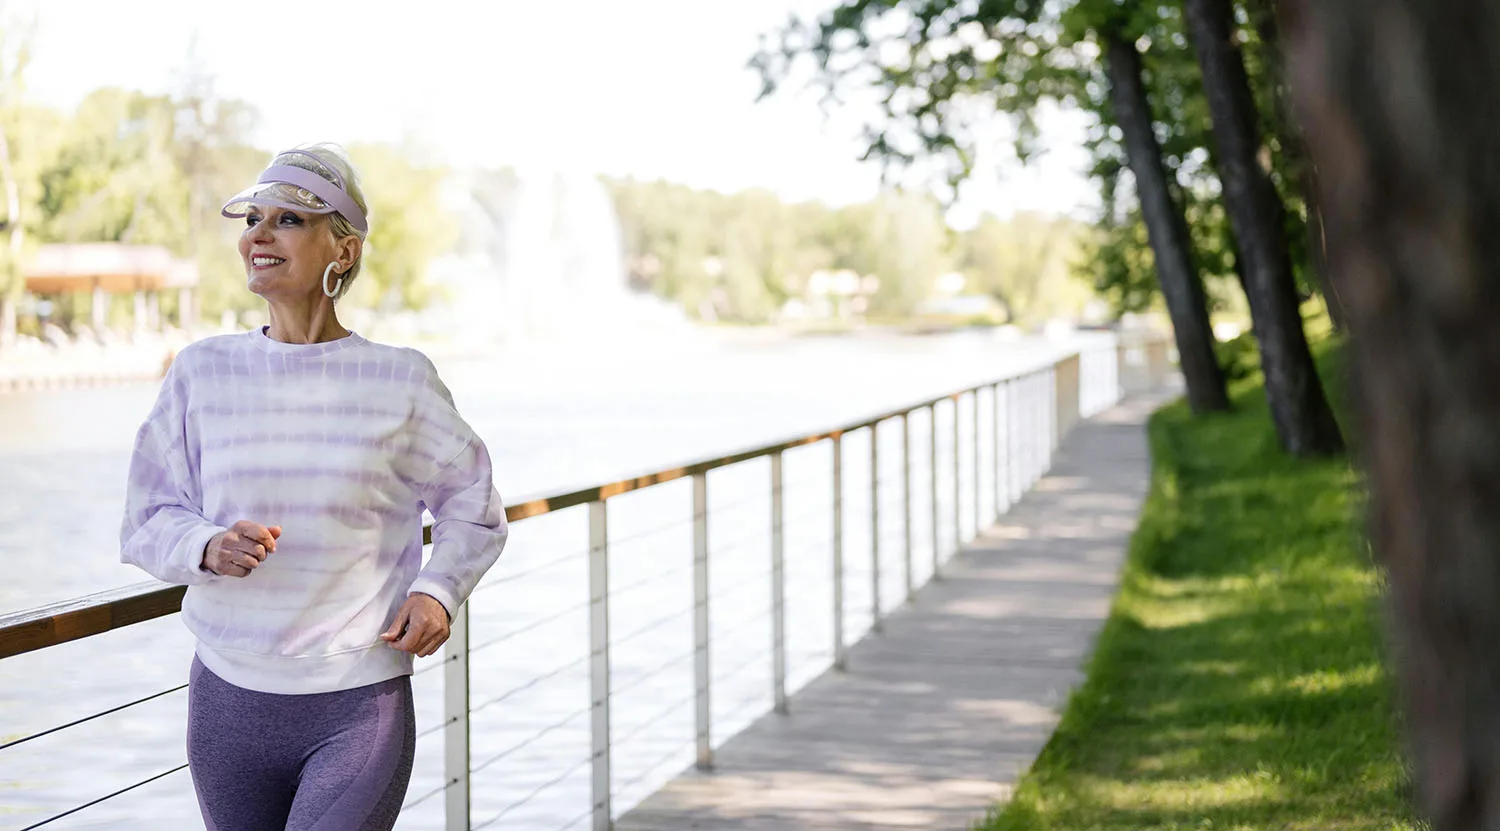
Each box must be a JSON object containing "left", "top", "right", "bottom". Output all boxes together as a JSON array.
[{"left": 976, "top": 343, "right": 1421, "bottom": 831}]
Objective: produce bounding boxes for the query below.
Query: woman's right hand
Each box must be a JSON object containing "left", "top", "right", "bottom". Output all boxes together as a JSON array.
[{"left": 203, "top": 521, "right": 282, "bottom": 578}]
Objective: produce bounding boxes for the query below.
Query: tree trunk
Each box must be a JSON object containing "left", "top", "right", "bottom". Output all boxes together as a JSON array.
[
  {"left": 1102, "top": 30, "right": 1230, "bottom": 414},
  {"left": 988, "top": 290, "right": 1017, "bottom": 326},
  {"left": 1253, "top": 0, "right": 1346, "bottom": 331},
  {"left": 0, "top": 295, "right": 13, "bottom": 349},
  {"left": 0, "top": 118, "right": 19, "bottom": 353},
  {"left": 1300, "top": 165, "right": 1345, "bottom": 329},
  {"left": 1285, "top": 1, "right": 1500, "bottom": 828},
  {"left": 1182, "top": 0, "right": 1343, "bottom": 455}
]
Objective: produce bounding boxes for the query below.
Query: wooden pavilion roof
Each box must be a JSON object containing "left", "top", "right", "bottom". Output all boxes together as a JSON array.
[{"left": 23, "top": 243, "right": 199, "bottom": 295}]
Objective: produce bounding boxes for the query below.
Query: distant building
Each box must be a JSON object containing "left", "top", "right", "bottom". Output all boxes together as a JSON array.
[{"left": 23, "top": 243, "right": 199, "bottom": 332}]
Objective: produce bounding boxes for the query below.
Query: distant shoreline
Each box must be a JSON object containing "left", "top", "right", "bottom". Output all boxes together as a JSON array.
[{"left": 0, "top": 369, "right": 162, "bottom": 393}]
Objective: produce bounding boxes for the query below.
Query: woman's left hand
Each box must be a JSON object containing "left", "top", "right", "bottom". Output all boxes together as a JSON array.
[{"left": 380, "top": 593, "right": 452, "bottom": 657}]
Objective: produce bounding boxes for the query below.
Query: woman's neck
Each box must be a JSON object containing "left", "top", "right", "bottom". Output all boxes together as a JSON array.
[{"left": 264, "top": 300, "right": 349, "bottom": 345}]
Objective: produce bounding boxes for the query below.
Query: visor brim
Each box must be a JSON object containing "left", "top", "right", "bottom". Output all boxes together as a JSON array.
[{"left": 220, "top": 182, "right": 341, "bottom": 220}]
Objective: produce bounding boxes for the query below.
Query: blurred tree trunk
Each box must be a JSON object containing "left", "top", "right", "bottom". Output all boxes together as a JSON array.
[
  {"left": 0, "top": 120, "right": 20, "bottom": 352},
  {"left": 1182, "top": 0, "right": 1343, "bottom": 455},
  {"left": 1285, "top": 1, "right": 1500, "bottom": 828},
  {"left": 1252, "top": 0, "right": 1345, "bottom": 331},
  {"left": 1103, "top": 28, "right": 1230, "bottom": 414}
]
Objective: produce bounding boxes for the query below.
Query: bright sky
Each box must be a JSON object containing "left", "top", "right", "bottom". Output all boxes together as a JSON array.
[{"left": 17, "top": 0, "right": 1098, "bottom": 228}]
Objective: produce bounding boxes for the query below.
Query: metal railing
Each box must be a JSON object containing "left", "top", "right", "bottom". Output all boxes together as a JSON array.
[{"left": 0, "top": 331, "right": 1173, "bottom": 831}]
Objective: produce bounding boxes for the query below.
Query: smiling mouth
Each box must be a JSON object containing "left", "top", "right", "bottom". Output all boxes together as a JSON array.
[{"left": 252, "top": 256, "right": 286, "bottom": 268}]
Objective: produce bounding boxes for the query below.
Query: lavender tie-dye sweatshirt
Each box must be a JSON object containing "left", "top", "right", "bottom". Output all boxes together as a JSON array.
[{"left": 120, "top": 325, "right": 509, "bottom": 695}]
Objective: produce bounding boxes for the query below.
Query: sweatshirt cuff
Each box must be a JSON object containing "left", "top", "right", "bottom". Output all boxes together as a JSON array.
[
  {"left": 407, "top": 576, "right": 458, "bottom": 621},
  {"left": 175, "top": 523, "right": 228, "bottom": 585}
]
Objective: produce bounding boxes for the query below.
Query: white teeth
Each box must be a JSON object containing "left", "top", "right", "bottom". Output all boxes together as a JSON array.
[{"left": 253, "top": 256, "right": 285, "bottom": 266}]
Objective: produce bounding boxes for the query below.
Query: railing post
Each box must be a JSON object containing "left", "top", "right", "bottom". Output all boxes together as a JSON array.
[
  {"left": 870, "top": 423, "right": 882, "bottom": 634},
  {"left": 1110, "top": 340, "right": 1122, "bottom": 406},
  {"left": 1047, "top": 367, "right": 1056, "bottom": 458},
  {"left": 902, "top": 412, "right": 913, "bottom": 603},
  {"left": 1002, "top": 379, "right": 1013, "bottom": 512},
  {"left": 1041, "top": 368, "right": 1051, "bottom": 466},
  {"left": 1016, "top": 377, "right": 1025, "bottom": 490},
  {"left": 1050, "top": 363, "right": 1062, "bottom": 453},
  {"left": 443, "top": 601, "right": 470, "bottom": 831},
  {"left": 1038, "top": 373, "right": 1046, "bottom": 479},
  {"left": 1060, "top": 352, "right": 1082, "bottom": 437},
  {"left": 588, "top": 500, "right": 612, "bottom": 830},
  {"left": 832, "top": 434, "right": 847, "bottom": 670},
  {"left": 1026, "top": 374, "right": 1037, "bottom": 486},
  {"left": 1051, "top": 366, "right": 1060, "bottom": 457},
  {"left": 1019, "top": 375, "right": 1029, "bottom": 488},
  {"left": 930, "top": 404, "right": 940, "bottom": 580},
  {"left": 952, "top": 394, "right": 962, "bottom": 554},
  {"left": 692, "top": 473, "right": 712, "bottom": 770},
  {"left": 991, "top": 382, "right": 1002, "bottom": 521},
  {"left": 1044, "top": 372, "right": 1054, "bottom": 474},
  {"left": 771, "top": 452, "right": 788, "bottom": 715},
  {"left": 972, "top": 387, "right": 981, "bottom": 532},
  {"left": 1024, "top": 374, "right": 1033, "bottom": 486},
  {"left": 1033, "top": 374, "right": 1043, "bottom": 483}
]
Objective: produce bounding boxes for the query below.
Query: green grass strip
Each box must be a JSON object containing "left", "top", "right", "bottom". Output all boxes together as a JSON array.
[{"left": 976, "top": 343, "right": 1420, "bottom": 831}]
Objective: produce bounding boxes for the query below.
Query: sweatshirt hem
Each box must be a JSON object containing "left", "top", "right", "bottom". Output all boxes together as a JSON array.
[{"left": 193, "top": 640, "right": 412, "bottom": 695}]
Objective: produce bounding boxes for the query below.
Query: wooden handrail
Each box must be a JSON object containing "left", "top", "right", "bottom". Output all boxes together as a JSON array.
[
  {"left": 0, "top": 347, "right": 1124, "bottom": 661},
  {"left": 0, "top": 582, "right": 187, "bottom": 659}
]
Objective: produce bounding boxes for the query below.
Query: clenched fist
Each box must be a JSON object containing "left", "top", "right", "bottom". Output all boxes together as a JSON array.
[
  {"left": 203, "top": 520, "right": 282, "bottom": 578},
  {"left": 380, "top": 593, "right": 451, "bottom": 657}
]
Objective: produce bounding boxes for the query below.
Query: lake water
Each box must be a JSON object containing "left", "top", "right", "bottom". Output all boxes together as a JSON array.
[{"left": 0, "top": 326, "right": 1088, "bottom": 830}]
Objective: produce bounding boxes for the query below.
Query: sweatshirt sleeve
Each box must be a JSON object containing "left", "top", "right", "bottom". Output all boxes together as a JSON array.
[
  {"left": 405, "top": 354, "right": 509, "bottom": 618},
  {"left": 119, "top": 357, "right": 227, "bottom": 586}
]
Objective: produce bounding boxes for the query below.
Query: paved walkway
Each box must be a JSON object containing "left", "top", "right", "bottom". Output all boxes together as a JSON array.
[{"left": 615, "top": 392, "right": 1169, "bottom": 830}]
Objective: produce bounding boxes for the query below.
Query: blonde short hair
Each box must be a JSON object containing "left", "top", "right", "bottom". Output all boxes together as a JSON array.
[{"left": 271, "top": 143, "right": 369, "bottom": 299}]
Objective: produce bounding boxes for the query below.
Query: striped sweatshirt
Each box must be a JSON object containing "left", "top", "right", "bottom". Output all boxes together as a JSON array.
[{"left": 120, "top": 326, "right": 509, "bottom": 695}]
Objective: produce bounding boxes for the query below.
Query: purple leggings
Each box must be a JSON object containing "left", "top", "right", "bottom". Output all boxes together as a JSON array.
[{"left": 186, "top": 657, "right": 415, "bottom": 831}]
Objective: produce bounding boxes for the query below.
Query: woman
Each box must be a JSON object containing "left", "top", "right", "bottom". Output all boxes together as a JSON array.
[{"left": 120, "top": 144, "right": 509, "bottom": 830}]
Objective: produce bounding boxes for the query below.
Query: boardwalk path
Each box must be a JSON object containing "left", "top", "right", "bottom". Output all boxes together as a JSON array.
[{"left": 615, "top": 392, "right": 1168, "bottom": 830}]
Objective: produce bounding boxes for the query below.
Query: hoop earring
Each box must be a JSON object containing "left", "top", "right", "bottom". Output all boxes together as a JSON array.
[{"left": 322, "top": 262, "right": 344, "bottom": 299}]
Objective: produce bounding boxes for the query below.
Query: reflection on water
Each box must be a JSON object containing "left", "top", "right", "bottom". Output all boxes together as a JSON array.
[{"left": 0, "top": 328, "right": 1074, "bottom": 830}]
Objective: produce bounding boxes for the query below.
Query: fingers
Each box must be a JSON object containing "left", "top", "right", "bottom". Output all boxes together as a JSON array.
[
  {"left": 213, "top": 534, "right": 264, "bottom": 574},
  {"left": 209, "top": 549, "right": 254, "bottom": 578},
  {"left": 391, "top": 617, "right": 427, "bottom": 653},
  {"left": 381, "top": 607, "right": 411, "bottom": 642},
  {"left": 206, "top": 520, "right": 281, "bottom": 578},
  {"left": 233, "top": 548, "right": 268, "bottom": 569},
  {"left": 416, "top": 611, "right": 451, "bottom": 656},
  {"left": 409, "top": 621, "right": 444, "bottom": 657},
  {"left": 416, "top": 631, "right": 450, "bottom": 658},
  {"left": 406, "top": 625, "right": 449, "bottom": 657},
  {"left": 231, "top": 520, "right": 278, "bottom": 554},
  {"left": 218, "top": 561, "right": 251, "bottom": 578},
  {"left": 222, "top": 534, "right": 267, "bottom": 563},
  {"left": 382, "top": 605, "right": 450, "bottom": 655}
]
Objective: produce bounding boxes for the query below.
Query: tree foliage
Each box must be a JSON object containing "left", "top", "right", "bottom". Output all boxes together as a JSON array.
[
  {"left": 752, "top": 0, "right": 1323, "bottom": 320},
  {"left": 959, "top": 210, "right": 1093, "bottom": 326},
  {"left": 41, "top": 89, "right": 186, "bottom": 247},
  {"left": 346, "top": 143, "right": 455, "bottom": 312},
  {"left": 0, "top": 44, "right": 458, "bottom": 341},
  {"left": 604, "top": 176, "right": 1012, "bottom": 323}
]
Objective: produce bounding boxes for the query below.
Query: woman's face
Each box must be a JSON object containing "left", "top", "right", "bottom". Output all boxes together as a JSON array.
[{"left": 237, "top": 205, "right": 355, "bottom": 300}]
